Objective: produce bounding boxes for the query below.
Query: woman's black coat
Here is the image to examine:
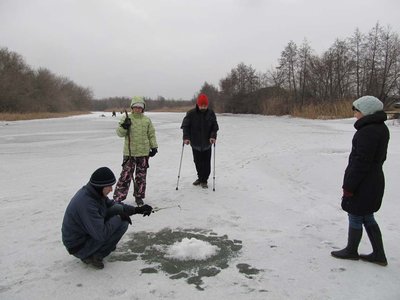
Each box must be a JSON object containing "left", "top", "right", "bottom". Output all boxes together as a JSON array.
[{"left": 341, "top": 111, "right": 390, "bottom": 215}]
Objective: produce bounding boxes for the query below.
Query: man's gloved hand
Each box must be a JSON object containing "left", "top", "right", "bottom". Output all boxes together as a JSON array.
[
  {"left": 119, "top": 213, "right": 132, "bottom": 225},
  {"left": 135, "top": 204, "right": 153, "bottom": 217},
  {"left": 123, "top": 205, "right": 136, "bottom": 216},
  {"left": 149, "top": 148, "right": 158, "bottom": 157},
  {"left": 121, "top": 117, "right": 132, "bottom": 130}
]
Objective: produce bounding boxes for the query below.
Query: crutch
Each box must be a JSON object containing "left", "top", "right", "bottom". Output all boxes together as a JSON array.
[
  {"left": 212, "top": 143, "right": 216, "bottom": 191},
  {"left": 175, "top": 142, "right": 185, "bottom": 190}
]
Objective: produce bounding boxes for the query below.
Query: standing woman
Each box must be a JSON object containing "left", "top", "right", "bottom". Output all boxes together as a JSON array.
[
  {"left": 331, "top": 96, "right": 390, "bottom": 266},
  {"left": 113, "top": 96, "right": 158, "bottom": 206}
]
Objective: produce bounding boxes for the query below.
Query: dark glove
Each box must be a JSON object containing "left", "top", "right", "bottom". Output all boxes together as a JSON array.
[
  {"left": 149, "top": 148, "right": 158, "bottom": 157},
  {"left": 119, "top": 213, "right": 132, "bottom": 225},
  {"left": 121, "top": 117, "right": 131, "bottom": 130},
  {"left": 123, "top": 205, "right": 136, "bottom": 216},
  {"left": 135, "top": 204, "right": 153, "bottom": 217}
]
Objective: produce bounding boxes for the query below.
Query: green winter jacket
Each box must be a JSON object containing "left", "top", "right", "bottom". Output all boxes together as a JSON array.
[{"left": 116, "top": 112, "right": 158, "bottom": 157}]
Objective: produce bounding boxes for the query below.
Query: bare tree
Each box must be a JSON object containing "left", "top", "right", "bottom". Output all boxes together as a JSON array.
[
  {"left": 0, "top": 48, "right": 34, "bottom": 112},
  {"left": 298, "top": 39, "right": 313, "bottom": 105},
  {"left": 364, "top": 23, "right": 382, "bottom": 96},
  {"left": 330, "top": 39, "right": 353, "bottom": 99},
  {"left": 277, "top": 41, "right": 298, "bottom": 103},
  {"left": 349, "top": 28, "right": 365, "bottom": 98},
  {"left": 0, "top": 47, "right": 93, "bottom": 113},
  {"left": 377, "top": 25, "right": 400, "bottom": 102},
  {"left": 219, "top": 63, "right": 260, "bottom": 113}
]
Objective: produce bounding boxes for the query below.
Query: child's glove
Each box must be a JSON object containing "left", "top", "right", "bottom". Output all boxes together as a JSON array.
[
  {"left": 121, "top": 117, "right": 131, "bottom": 129},
  {"left": 149, "top": 148, "right": 158, "bottom": 157}
]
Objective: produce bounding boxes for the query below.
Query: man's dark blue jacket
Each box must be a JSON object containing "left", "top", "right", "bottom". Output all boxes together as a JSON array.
[{"left": 61, "top": 183, "right": 125, "bottom": 254}]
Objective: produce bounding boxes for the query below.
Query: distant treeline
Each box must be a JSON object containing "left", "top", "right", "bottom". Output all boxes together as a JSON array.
[
  {"left": 206, "top": 22, "right": 400, "bottom": 115},
  {"left": 1, "top": 22, "right": 399, "bottom": 116},
  {"left": 0, "top": 48, "right": 92, "bottom": 113},
  {"left": 91, "top": 96, "right": 193, "bottom": 112}
]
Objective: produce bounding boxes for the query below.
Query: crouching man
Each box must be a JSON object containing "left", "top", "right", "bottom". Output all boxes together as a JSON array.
[{"left": 61, "top": 167, "right": 152, "bottom": 269}]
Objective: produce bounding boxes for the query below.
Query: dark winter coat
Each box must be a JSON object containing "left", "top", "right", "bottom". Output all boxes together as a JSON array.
[
  {"left": 181, "top": 106, "right": 219, "bottom": 151},
  {"left": 61, "top": 183, "right": 125, "bottom": 254},
  {"left": 341, "top": 111, "right": 389, "bottom": 215}
]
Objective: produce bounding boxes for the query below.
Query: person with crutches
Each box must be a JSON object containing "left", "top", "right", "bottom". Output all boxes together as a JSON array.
[
  {"left": 113, "top": 96, "right": 158, "bottom": 206},
  {"left": 180, "top": 93, "right": 219, "bottom": 189}
]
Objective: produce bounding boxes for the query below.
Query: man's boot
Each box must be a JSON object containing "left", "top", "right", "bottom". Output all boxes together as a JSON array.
[
  {"left": 331, "top": 227, "right": 362, "bottom": 260},
  {"left": 192, "top": 179, "right": 201, "bottom": 186},
  {"left": 359, "top": 224, "right": 388, "bottom": 266},
  {"left": 82, "top": 255, "right": 104, "bottom": 269}
]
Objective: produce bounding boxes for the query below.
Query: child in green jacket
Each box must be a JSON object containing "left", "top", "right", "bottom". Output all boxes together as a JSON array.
[{"left": 113, "top": 96, "right": 158, "bottom": 206}]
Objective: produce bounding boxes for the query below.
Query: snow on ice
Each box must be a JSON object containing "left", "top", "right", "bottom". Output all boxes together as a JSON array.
[{"left": 0, "top": 112, "right": 399, "bottom": 299}]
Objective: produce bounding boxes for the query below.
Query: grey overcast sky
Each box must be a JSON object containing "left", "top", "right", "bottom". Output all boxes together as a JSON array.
[{"left": 1, "top": 0, "right": 400, "bottom": 100}]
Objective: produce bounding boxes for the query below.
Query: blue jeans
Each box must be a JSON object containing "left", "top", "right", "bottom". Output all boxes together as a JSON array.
[{"left": 348, "top": 213, "right": 377, "bottom": 230}]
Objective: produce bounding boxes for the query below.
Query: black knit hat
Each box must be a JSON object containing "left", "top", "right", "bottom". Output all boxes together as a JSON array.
[{"left": 89, "top": 167, "right": 116, "bottom": 187}]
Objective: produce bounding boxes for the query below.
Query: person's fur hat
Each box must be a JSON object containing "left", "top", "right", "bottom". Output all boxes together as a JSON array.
[{"left": 353, "top": 96, "right": 383, "bottom": 116}]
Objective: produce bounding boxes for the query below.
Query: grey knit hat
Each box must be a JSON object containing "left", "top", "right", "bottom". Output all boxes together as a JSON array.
[{"left": 352, "top": 96, "right": 383, "bottom": 116}]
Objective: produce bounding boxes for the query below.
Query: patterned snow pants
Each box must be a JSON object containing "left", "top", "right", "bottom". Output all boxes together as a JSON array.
[{"left": 113, "top": 156, "right": 149, "bottom": 202}]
